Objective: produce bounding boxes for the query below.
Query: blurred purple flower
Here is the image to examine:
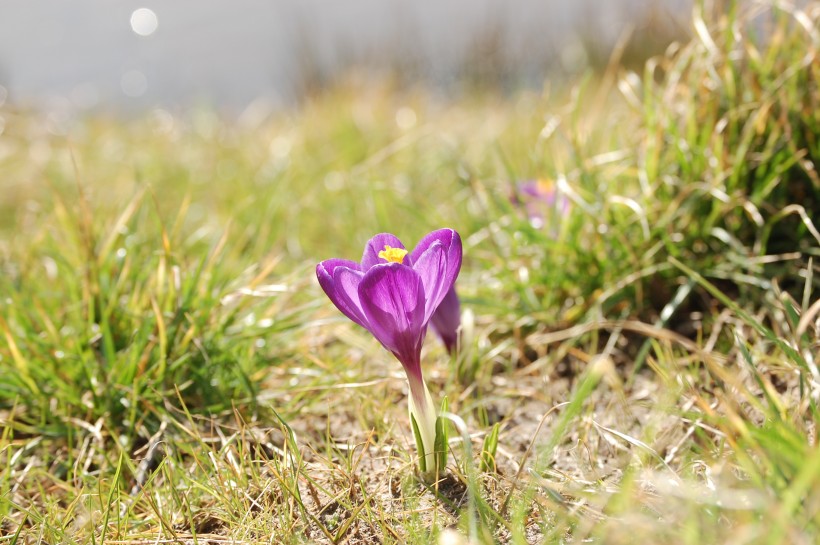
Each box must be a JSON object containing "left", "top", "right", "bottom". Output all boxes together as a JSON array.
[
  {"left": 316, "top": 228, "right": 462, "bottom": 470},
  {"left": 430, "top": 286, "right": 460, "bottom": 355},
  {"left": 511, "top": 179, "right": 570, "bottom": 229}
]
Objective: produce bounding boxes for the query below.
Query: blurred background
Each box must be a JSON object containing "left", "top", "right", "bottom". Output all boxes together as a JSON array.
[{"left": 0, "top": 0, "right": 690, "bottom": 118}]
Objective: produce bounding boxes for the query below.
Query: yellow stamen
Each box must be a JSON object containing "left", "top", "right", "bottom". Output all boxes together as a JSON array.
[
  {"left": 378, "top": 245, "right": 408, "bottom": 264},
  {"left": 536, "top": 178, "right": 554, "bottom": 193}
]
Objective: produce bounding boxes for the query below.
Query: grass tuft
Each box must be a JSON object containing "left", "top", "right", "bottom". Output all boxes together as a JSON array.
[{"left": 2, "top": 1, "right": 820, "bottom": 543}]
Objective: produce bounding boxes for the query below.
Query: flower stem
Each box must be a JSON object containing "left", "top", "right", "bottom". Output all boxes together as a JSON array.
[{"left": 407, "top": 375, "right": 437, "bottom": 473}]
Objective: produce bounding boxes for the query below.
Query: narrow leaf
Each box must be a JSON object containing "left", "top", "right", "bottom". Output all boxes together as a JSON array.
[{"left": 411, "top": 413, "right": 427, "bottom": 473}]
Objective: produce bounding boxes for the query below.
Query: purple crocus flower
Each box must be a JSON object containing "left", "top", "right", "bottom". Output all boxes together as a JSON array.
[
  {"left": 512, "top": 179, "right": 570, "bottom": 229},
  {"left": 430, "top": 286, "right": 461, "bottom": 355},
  {"left": 316, "top": 228, "right": 462, "bottom": 471}
]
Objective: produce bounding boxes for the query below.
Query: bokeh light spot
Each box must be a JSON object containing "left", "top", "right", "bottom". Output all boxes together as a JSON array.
[
  {"left": 130, "top": 8, "right": 158, "bottom": 37},
  {"left": 395, "top": 107, "right": 417, "bottom": 130}
]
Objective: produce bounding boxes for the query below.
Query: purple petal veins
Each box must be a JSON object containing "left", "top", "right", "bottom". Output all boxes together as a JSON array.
[
  {"left": 316, "top": 259, "right": 368, "bottom": 328},
  {"left": 409, "top": 229, "right": 462, "bottom": 282},
  {"left": 411, "top": 242, "right": 450, "bottom": 324},
  {"left": 358, "top": 263, "right": 426, "bottom": 379}
]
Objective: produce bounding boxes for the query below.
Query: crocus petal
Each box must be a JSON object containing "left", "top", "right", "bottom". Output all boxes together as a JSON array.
[
  {"left": 430, "top": 286, "right": 461, "bottom": 354},
  {"left": 316, "top": 259, "right": 368, "bottom": 329},
  {"left": 358, "top": 263, "right": 426, "bottom": 377},
  {"left": 408, "top": 228, "right": 462, "bottom": 293},
  {"left": 411, "top": 241, "right": 449, "bottom": 325},
  {"left": 334, "top": 267, "right": 369, "bottom": 327},
  {"left": 361, "top": 233, "right": 406, "bottom": 269},
  {"left": 316, "top": 257, "right": 362, "bottom": 276}
]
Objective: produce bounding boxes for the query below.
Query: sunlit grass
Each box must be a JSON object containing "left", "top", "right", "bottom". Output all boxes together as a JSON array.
[{"left": 2, "top": 1, "right": 820, "bottom": 543}]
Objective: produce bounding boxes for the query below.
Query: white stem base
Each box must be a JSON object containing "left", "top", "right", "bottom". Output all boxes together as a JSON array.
[{"left": 408, "top": 378, "right": 437, "bottom": 472}]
